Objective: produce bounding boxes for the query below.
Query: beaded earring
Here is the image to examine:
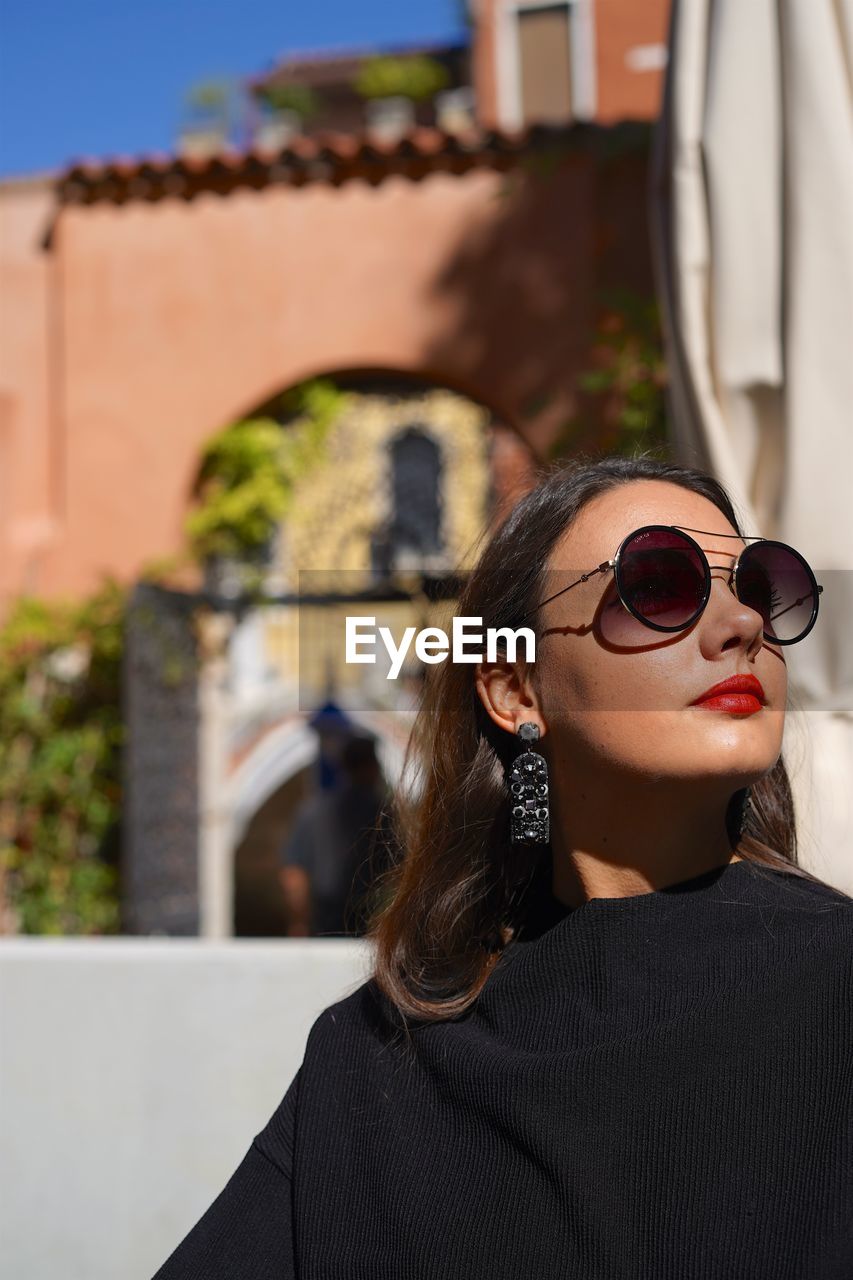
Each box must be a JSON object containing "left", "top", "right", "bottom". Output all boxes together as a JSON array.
[{"left": 508, "top": 722, "right": 550, "bottom": 845}]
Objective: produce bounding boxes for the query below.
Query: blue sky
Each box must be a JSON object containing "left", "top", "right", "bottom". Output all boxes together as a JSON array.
[{"left": 0, "top": 1, "right": 466, "bottom": 177}]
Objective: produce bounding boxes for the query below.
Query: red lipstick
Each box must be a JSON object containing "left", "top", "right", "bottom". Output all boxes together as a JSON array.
[{"left": 690, "top": 673, "right": 766, "bottom": 716}]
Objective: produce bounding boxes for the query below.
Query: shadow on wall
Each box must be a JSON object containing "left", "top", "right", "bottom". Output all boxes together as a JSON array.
[{"left": 421, "top": 124, "right": 658, "bottom": 457}]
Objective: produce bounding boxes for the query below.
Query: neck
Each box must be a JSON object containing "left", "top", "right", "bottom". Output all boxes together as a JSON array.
[{"left": 548, "top": 772, "right": 742, "bottom": 908}]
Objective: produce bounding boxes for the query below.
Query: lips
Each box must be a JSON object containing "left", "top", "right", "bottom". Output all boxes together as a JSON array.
[{"left": 691, "top": 673, "right": 766, "bottom": 714}]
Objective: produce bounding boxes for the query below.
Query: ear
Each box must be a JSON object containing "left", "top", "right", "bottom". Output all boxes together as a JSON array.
[{"left": 475, "top": 657, "right": 545, "bottom": 738}]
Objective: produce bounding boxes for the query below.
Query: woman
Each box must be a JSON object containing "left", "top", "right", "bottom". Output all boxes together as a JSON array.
[{"left": 152, "top": 455, "right": 852, "bottom": 1279}]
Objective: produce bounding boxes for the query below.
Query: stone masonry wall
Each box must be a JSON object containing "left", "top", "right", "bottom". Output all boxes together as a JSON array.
[{"left": 122, "top": 584, "right": 202, "bottom": 934}]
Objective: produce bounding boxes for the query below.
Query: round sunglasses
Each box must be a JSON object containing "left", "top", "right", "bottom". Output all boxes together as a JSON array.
[{"left": 519, "top": 525, "right": 823, "bottom": 645}]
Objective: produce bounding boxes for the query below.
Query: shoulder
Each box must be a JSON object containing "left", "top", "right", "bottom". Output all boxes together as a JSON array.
[
  {"left": 296, "top": 793, "right": 334, "bottom": 826},
  {"left": 252, "top": 978, "right": 394, "bottom": 1173},
  {"left": 749, "top": 860, "right": 852, "bottom": 922},
  {"left": 303, "top": 975, "right": 402, "bottom": 1060},
  {"left": 747, "top": 864, "right": 853, "bottom": 981},
  {"left": 738, "top": 860, "right": 852, "bottom": 910}
]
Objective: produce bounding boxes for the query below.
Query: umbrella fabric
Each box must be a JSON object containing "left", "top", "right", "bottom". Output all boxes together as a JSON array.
[{"left": 651, "top": 0, "right": 853, "bottom": 892}]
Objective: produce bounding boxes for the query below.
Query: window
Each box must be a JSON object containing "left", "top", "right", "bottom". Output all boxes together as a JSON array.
[
  {"left": 517, "top": 3, "right": 573, "bottom": 125},
  {"left": 389, "top": 427, "right": 443, "bottom": 559}
]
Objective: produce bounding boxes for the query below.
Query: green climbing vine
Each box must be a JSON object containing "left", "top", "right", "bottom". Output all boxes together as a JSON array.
[
  {"left": 0, "top": 581, "right": 125, "bottom": 934},
  {"left": 185, "top": 377, "right": 349, "bottom": 564},
  {"left": 548, "top": 290, "right": 669, "bottom": 460},
  {"left": 353, "top": 54, "right": 450, "bottom": 103},
  {"left": 0, "top": 379, "right": 348, "bottom": 933}
]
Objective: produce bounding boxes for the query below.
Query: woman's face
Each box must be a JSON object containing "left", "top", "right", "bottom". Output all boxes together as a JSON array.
[{"left": 527, "top": 479, "right": 787, "bottom": 790}]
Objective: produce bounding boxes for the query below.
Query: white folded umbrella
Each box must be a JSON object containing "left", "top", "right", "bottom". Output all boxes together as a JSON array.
[{"left": 651, "top": 0, "right": 853, "bottom": 892}]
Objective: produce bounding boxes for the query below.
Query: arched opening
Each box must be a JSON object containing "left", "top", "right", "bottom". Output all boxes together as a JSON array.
[
  {"left": 234, "top": 764, "right": 312, "bottom": 937},
  {"left": 186, "top": 369, "right": 539, "bottom": 937},
  {"left": 230, "top": 712, "right": 405, "bottom": 939}
]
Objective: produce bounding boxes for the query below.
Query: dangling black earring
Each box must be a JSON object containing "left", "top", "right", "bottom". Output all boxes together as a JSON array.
[{"left": 508, "top": 722, "right": 550, "bottom": 845}]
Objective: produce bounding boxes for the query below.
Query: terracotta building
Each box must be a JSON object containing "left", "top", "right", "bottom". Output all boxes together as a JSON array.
[
  {"left": 1, "top": 1, "right": 672, "bottom": 935},
  {"left": 0, "top": 0, "right": 670, "bottom": 611}
]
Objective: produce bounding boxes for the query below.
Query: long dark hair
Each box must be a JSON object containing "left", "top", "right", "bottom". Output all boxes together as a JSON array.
[{"left": 366, "top": 454, "right": 823, "bottom": 1024}]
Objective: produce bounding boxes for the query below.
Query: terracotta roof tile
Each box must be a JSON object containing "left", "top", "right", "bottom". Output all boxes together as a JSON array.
[
  {"left": 53, "top": 121, "right": 650, "bottom": 211},
  {"left": 57, "top": 124, "right": 531, "bottom": 202}
]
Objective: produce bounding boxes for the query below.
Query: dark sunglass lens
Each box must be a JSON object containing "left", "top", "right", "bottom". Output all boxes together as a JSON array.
[
  {"left": 737, "top": 542, "right": 818, "bottom": 643},
  {"left": 619, "top": 529, "right": 707, "bottom": 628}
]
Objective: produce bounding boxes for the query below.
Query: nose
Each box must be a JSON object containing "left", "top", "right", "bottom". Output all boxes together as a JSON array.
[{"left": 699, "top": 565, "right": 765, "bottom": 661}]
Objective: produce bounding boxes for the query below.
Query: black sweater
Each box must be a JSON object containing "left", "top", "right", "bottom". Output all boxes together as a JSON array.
[{"left": 152, "top": 857, "right": 853, "bottom": 1279}]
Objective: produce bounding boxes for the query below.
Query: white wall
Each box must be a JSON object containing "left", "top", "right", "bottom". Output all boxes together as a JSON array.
[{"left": 0, "top": 937, "right": 372, "bottom": 1280}]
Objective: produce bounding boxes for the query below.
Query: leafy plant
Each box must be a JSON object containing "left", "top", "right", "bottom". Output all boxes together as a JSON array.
[
  {"left": 354, "top": 55, "right": 450, "bottom": 103},
  {"left": 0, "top": 380, "right": 351, "bottom": 933},
  {"left": 0, "top": 582, "right": 126, "bottom": 935},
  {"left": 549, "top": 290, "right": 669, "bottom": 460},
  {"left": 257, "top": 82, "right": 320, "bottom": 122},
  {"left": 185, "top": 379, "right": 349, "bottom": 563},
  {"left": 182, "top": 78, "right": 236, "bottom": 141},
  {"left": 186, "top": 418, "right": 292, "bottom": 561}
]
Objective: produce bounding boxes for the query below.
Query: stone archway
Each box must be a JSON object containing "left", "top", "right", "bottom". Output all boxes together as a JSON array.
[
  {"left": 205, "top": 371, "right": 537, "bottom": 937},
  {"left": 229, "top": 708, "right": 408, "bottom": 937},
  {"left": 124, "top": 371, "right": 535, "bottom": 936}
]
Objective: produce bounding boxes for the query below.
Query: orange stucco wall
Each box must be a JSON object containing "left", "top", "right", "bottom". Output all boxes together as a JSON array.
[
  {"left": 1, "top": 140, "right": 655, "bottom": 605},
  {"left": 0, "top": 178, "right": 56, "bottom": 599},
  {"left": 0, "top": 1, "right": 672, "bottom": 609},
  {"left": 472, "top": 3, "right": 501, "bottom": 130},
  {"left": 595, "top": 0, "right": 671, "bottom": 123}
]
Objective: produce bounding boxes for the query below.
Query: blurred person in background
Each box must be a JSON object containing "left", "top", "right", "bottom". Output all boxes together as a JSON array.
[{"left": 278, "top": 733, "right": 391, "bottom": 937}]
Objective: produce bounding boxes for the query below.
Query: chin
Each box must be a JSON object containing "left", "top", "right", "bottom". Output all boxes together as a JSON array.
[
  {"left": 638, "top": 719, "right": 781, "bottom": 783},
  {"left": 694, "top": 718, "right": 781, "bottom": 758},
  {"left": 680, "top": 741, "right": 780, "bottom": 786}
]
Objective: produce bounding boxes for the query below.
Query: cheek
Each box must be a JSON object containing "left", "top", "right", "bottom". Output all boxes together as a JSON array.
[
  {"left": 532, "top": 639, "right": 588, "bottom": 718},
  {"left": 599, "top": 590, "right": 685, "bottom": 648},
  {"left": 535, "top": 639, "right": 666, "bottom": 719},
  {"left": 765, "top": 653, "right": 788, "bottom": 708}
]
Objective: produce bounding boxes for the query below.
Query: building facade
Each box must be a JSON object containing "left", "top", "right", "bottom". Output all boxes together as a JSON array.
[
  {"left": 0, "top": 0, "right": 670, "bottom": 608},
  {"left": 1, "top": 2, "right": 672, "bottom": 936}
]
